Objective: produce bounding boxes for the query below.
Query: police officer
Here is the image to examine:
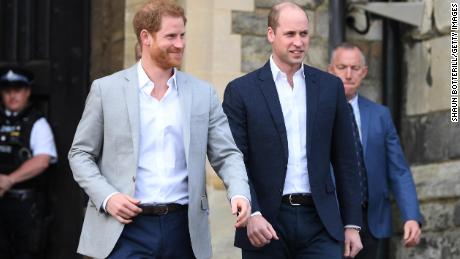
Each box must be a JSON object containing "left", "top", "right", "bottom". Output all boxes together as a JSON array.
[{"left": 0, "top": 67, "right": 57, "bottom": 259}]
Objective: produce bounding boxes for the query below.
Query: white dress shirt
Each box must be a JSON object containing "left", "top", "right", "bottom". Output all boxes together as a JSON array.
[
  {"left": 270, "top": 56, "right": 310, "bottom": 195},
  {"left": 134, "top": 61, "right": 189, "bottom": 205},
  {"left": 104, "top": 62, "right": 248, "bottom": 210}
]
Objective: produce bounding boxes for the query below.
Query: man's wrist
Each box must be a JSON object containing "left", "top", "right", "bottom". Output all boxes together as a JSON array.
[
  {"left": 344, "top": 225, "right": 361, "bottom": 233},
  {"left": 251, "top": 211, "right": 262, "bottom": 217}
]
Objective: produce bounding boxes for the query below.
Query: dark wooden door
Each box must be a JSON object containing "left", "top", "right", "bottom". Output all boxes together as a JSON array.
[{"left": 0, "top": 0, "right": 89, "bottom": 258}]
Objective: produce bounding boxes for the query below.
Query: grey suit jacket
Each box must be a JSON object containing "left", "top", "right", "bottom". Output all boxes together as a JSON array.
[{"left": 68, "top": 64, "right": 250, "bottom": 259}]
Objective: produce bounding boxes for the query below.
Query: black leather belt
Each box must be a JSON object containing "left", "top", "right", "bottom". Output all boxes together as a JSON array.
[
  {"left": 281, "top": 193, "right": 314, "bottom": 206},
  {"left": 3, "top": 189, "right": 37, "bottom": 201},
  {"left": 139, "top": 203, "right": 188, "bottom": 216}
]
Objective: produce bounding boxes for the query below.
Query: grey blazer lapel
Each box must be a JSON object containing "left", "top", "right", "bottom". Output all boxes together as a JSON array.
[
  {"left": 176, "top": 71, "right": 191, "bottom": 166},
  {"left": 123, "top": 65, "right": 140, "bottom": 163}
]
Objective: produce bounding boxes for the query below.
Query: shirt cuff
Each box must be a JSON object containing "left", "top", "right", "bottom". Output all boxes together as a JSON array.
[
  {"left": 344, "top": 224, "right": 362, "bottom": 231},
  {"left": 102, "top": 192, "right": 119, "bottom": 212},
  {"left": 251, "top": 211, "right": 262, "bottom": 217},
  {"left": 230, "top": 195, "right": 250, "bottom": 204}
]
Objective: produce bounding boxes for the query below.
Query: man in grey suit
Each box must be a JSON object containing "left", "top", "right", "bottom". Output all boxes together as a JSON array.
[{"left": 68, "top": 0, "right": 251, "bottom": 258}]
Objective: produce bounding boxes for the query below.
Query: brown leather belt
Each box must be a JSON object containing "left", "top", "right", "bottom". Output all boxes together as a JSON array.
[
  {"left": 281, "top": 193, "right": 314, "bottom": 206},
  {"left": 139, "top": 203, "right": 188, "bottom": 216}
]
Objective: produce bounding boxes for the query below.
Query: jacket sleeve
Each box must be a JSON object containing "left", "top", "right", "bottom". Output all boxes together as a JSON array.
[
  {"left": 222, "top": 82, "right": 260, "bottom": 213},
  {"left": 384, "top": 107, "right": 423, "bottom": 224},
  {"left": 330, "top": 78, "right": 363, "bottom": 227},
  {"left": 206, "top": 86, "right": 251, "bottom": 202},
  {"left": 68, "top": 80, "right": 118, "bottom": 210}
]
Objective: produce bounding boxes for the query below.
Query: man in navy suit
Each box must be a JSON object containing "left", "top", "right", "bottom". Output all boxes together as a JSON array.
[
  {"left": 328, "top": 43, "right": 423, "bottom": 259},
  {"left": 223, "top": 3, "right": 363, "bottom": 258}
]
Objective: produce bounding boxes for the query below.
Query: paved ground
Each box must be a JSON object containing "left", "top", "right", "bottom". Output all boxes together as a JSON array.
[{"left": 208, "top": 187, "right": 243, "bottom": 259}]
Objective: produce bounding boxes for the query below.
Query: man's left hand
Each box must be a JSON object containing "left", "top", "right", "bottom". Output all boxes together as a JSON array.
[
  {"left": 344, "top": 228, "right": 363, "bottom": 258},
  {"left": 0, "top": 175, "right": 14, "bottom": 196},
  {"left": 231, "top": 197, "right": 251, "bottom": 228},
  {"left": 403, "top": 220, "right": 421, "bottom": 247}
]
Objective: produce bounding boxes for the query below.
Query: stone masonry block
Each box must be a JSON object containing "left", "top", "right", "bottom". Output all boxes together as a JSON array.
[
  {"left": 241, "top": 35, "right": 271, "bottom": 73},
  {"left": 401, "top": 112, "right": 460, "bottom": 164},
  {"left": 404, "top": 40, "right": 431, "bottom": 116},
  {"left": 410, "top": 0, "right": 434, "bottom": 40},
  {"left": 313, "top": 8, "right": 329, "bottom": 39},
  {"left": 305, "top": 37, "right": 328, "bottom": 70},
  {"left": 232, "top": 10, "right": 268, "bottom": 36},
  {"left": 411, "top": 160, "right": 460, "bottom": 200},
  {"left": 434, "top": 0, "right": 451, "bottom": 34},
  {"left": 390, "top": 229, "right": 460, "bottom": 259},
  {"left": 393, "top": 201, "right": 460, "bottom": 233}
]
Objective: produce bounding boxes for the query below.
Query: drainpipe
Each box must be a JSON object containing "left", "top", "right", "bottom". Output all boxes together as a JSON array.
[
  {"left": 328, "top": 0, "right": 345, "bottom": 58},
  {"left": 382, "top": 11, "right": 403, "bottom": 131}
]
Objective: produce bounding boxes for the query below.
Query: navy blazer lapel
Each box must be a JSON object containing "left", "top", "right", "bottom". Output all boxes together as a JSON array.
[
  {"left": 257, "top": 62, "right": 288, "bottom": 160},
  {"left": 304, "top": 65, "right": 318, "bottom": 157},
  {"left": 358, "top": 96, "right": 370, "bottom": 155}
]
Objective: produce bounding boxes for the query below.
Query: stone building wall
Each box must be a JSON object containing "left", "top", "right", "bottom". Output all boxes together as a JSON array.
[
  {"left": 90, "top": 0, "right": 126, "bottom": 81},
  {"left": 395, "top": 1, "right": 460, "bottom": 259}
]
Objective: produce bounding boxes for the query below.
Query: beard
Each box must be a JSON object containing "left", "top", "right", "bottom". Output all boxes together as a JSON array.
[{"left": 150, "top": 45, "right": 183, "bottom": 70}]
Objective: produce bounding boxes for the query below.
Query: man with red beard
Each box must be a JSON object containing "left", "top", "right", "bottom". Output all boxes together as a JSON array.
[{"left": 68, "top": 1, "right": 251, "bottom": 258}]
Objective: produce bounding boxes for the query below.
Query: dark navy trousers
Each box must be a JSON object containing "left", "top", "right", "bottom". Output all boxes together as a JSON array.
[
  {"left": 242, "top": 203, "right": 342, "bottom": 259},
  {"left": 107, "top": 209, "right": 196, "bottom": 259}
]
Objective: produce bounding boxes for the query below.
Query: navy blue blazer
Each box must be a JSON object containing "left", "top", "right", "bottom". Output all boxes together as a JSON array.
[
  {"left": 357, "top": 96, "right": 423, "bottom": 238},
  {"left": 223, "top": 62, "right": 362, "bottom": 250}
]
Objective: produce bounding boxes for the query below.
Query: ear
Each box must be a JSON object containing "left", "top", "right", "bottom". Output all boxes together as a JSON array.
[
  {"left": 361, "top": 65, "right": 368, "bottom": 78},
  {"left": 267, "top": 27, "right": 275, "bottom": 43},
  {"left": 24, "top": 88, "right": 31, "bottom": 98},
  {"left": 140, "top": 29, "right": 151, "bottom": 47}
]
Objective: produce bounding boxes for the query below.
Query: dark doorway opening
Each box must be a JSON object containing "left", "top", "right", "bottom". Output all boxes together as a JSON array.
[{"left": 0, "top": 0, "right": 90, "bottom": 258}]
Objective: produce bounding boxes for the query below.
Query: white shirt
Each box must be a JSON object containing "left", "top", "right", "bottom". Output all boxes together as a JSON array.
[
  {"left": 134, "top": 61, "right": 188, "bottom": 205},
  {"left": 270, "top": 56, "right": 310, "bottom": 195},
  {"left": 103, "top": 62, "right": 248, "bottom": 210},
  {"left": 31, "top": 118, "right": 58, "bottom": 163},
  {"left": 348, "top": 94, "right": 362, "bottom": 142}
]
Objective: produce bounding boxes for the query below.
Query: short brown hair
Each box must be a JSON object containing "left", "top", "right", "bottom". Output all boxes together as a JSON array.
[
  {"left": 268, "top": 2, "right": 307, "bottom": 32},
  {"left": 133, "top": 0, "right": 186, "bottom": 43}
]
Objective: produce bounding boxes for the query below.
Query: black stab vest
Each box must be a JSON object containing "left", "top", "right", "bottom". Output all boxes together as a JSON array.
[{"left": 0, "top": 106, "right": 47, "bottom": 189}]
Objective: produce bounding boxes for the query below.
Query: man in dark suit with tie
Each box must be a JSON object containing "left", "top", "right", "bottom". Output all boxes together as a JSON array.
[
  {"left": 328, "top": 42, "right": 423, "bottom": 259},
  {"left": 223, "top": 3, "right": 363, "bottom": 258}
]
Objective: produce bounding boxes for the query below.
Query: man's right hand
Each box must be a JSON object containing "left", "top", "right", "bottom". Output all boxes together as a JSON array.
[
  {"left": 106, "top": 193, "right": 142, "bottom": 224},
  {"left": 247, "top": 214, "right": 279, "bottom": 247}
]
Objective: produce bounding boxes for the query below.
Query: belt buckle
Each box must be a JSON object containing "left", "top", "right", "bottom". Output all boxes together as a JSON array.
[
  {"left": 157, "top": 204, "right": 169, "bottom": 215},
  {"left": 288, "top": 194, "right": 301, "bottom": 206}
]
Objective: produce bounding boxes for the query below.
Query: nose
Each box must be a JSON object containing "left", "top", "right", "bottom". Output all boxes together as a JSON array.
[
  {"left": 293, "top": 35, "right": 303, "bottom": 47},
  {"left": 345, "top": 67, "right": 352, "bottom": 79},
  {"left": 174, "top": 36, "right": 185, "bottom": 49}
]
